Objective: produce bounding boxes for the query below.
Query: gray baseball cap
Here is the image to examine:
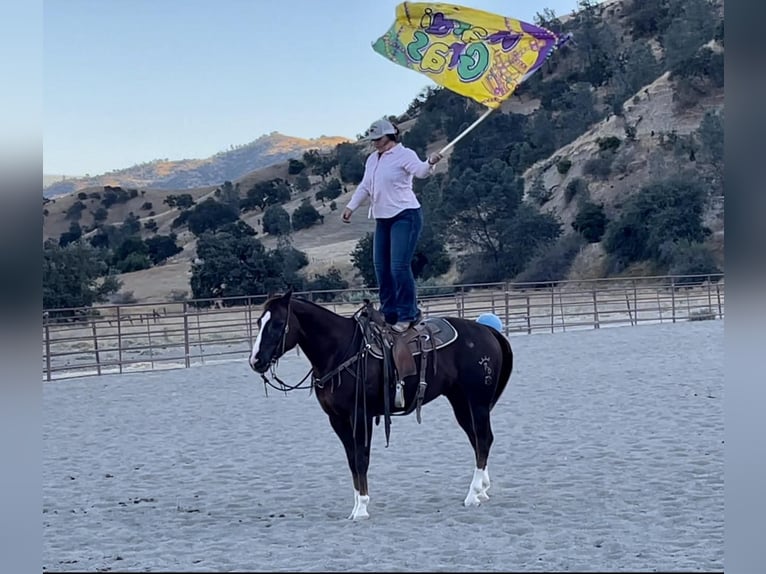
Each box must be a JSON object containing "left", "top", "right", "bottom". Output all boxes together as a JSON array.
[{"left": 362, "top": 119, "right": 397, "bottom": 141}]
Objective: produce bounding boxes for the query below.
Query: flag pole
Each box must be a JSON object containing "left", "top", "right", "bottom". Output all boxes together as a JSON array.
[{"left": 438, "top": 106, "right": 495, "bottom": 155}]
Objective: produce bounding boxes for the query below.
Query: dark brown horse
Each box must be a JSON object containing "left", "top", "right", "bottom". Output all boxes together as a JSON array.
[{"left": 248, "top": 289, "right": 513, "bottom": 519}]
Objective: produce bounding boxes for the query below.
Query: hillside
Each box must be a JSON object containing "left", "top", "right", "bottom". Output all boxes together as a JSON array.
[
  {"left": 43, "top": 132, "right": 349, "bottom": 198},
  {"left": 43, "top": 0, "right": 725, "bottom": 306}
]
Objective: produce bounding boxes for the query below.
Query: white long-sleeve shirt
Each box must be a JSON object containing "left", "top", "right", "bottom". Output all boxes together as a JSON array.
[{"left": 346, "top": 143, "right": 433, "bottom": 219}]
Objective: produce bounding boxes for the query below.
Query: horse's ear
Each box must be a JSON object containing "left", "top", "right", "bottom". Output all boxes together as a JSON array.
[{"left": 282, "top": 286, "right": 293, "bottom": 302}]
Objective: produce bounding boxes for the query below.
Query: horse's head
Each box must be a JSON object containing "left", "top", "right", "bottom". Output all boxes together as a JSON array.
[{"left": 248, "top": 289, "right": 298, "bottom": 373}]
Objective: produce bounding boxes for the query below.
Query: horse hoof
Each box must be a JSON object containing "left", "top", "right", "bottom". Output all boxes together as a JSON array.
[
  {"left": 464, "top": 495, "right": 482, "bottom": 507},
  {"left": 349, "top": 494, "right": 370, "bottom": 520}
]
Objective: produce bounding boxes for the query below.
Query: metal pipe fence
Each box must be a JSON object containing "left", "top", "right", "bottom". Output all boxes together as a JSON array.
[{"left": 42, "top": 273, "right": 724, "bottom": 381}]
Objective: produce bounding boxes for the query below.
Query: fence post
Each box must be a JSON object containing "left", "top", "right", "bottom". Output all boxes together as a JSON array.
[
  {"left": 504, "top": 285, "right": 510, "bottom": 337},
  {"left": 550, "top": 285, "right": 555, "bottom": 333},
  {"left": 183, "top": 303, "right": 190, "bottom": 368},
  {"left": 625, "top": 291, "right": 634, "bottom": 326},
  {"left": 670, "top": 277, "right": 676, "bottom": 323},
  {"left": 146, "top": 317, "right": 154, "bottom": 370},
  {"left": 116, "top": 306, "right": 123, "bottom": 374},
  {"left": 526, "top": 294, "right": 532, "bottom": 334},
  {"left": 707, "top": 279, "right": 713, "bottom": 313},
  {"left": 633, "top": 280, "right": 638, "bottom": 325},
  {"left": 686, "top": 288, "right": 692, "bottom": 319},
  {"left": 247, "top": 298, "right": 253, "bottom": 347},
  {"left": 196, "top": 311, "right": 204, "bottom": 364},
  {"left": 716, "top": 283, "right": 723, "bottom": 318},
  {"left": 92, "top": 322, "right": 101, "bottom": 376},
  {"left": 558, "top": 286, "right": 566, "bottom": 332},
  {"left": 44, "top": 320, "right": 52, "bottom": 382},
  {"left": 592, "top": 288, "right": 600, "bottom": 329},
  {"left": 656, "top": 289, "right": 663, "bottom": 323}
]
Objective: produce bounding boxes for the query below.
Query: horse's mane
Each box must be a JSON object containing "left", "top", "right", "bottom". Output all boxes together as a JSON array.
[{"left": 263, "top": 293, "right": 348, "bottom": 318}]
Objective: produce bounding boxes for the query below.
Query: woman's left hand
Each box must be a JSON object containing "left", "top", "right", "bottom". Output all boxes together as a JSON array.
[{"left": 428, "top": 152, "right": 443, "bottom": 165}]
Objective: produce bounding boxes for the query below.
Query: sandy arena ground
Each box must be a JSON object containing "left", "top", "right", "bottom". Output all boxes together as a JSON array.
[{"left": 43, "top": 320, "right": 723, "bottom": 572}]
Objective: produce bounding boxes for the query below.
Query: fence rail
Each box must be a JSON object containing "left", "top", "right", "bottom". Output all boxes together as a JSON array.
[{"left": 42, "top": 274, "right": 724, "bottom": 381}]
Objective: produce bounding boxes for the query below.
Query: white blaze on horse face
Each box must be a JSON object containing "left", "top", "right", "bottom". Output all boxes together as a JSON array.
[
  {"left": 249, "top": 310, "right": 271, "bottom": 367},
  {"left": 464, "top": 466, "right": 491, "bottom": 507}
]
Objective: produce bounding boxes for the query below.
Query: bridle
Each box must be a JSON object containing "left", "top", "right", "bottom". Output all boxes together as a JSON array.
[
  {"left": 256, "top": 300, "right": 384, "bottom": 447},
  {"left": 258, "top": 297, "right": 311, "bottom": 394},
  {"left": 257, "top": 302, "right": 371, "bottom": 397}
]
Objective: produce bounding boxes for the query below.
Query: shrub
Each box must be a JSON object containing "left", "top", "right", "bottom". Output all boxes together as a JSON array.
[
  {"left": 416, "top": 277, "right": 458, "bottom": 298},
  {"left": 572, "top": 200, "right": 607, "bottom": 242},
  {"left": 564, "top": 178, "right": 588, "bottom": 204},
  {"left": 291, "top": 198, "right": 321, "bottom": 230},
  {"left": 556, "top": 158, "right": 572, "bottom": 174},
  {"left": 315, "top": 178, "right": 343, "bottom": 203},
  {"left": 171, "top": 210, "right": 190, "bottom": 229},
  {"left": 92, "top": 207, "right": 109, "bottom": 222},
  {"left": 458, "top": 252, "right": 511, "bottom": 284},
  {"left": 288, "top": 159, "right": 306, "bottom": 175},
  {"left": 583, "top": 156, "right": 614, "bottom": 179},
  {"left": 262, "top": 205, "right": 291, "bottom": 235},
  {"left": 145, "top": 234, "right": 182, "bottom": 264},
  {"left": 116, "top": 252, "right": 151, "bottom": 273},
  {"left": 514, "top": 233, "right": 585, "bottom": 287},
  {"left": 66, "top": 200, "right": 86, "bottom": 221},
  {"left": 111, "top": 291, "right": 138, "bottom": 305},
  {"left": 660, "top": 239, "right": 721, "bottom": 282},
  {"left": 689, "top": 308, "right": 716, "bottom": 321},
  {"left": 604, "top": 177, "right": 710, "bottom": 271},
  {"left": 306, "top": 267, "right": 349, "bottom": 301},
  {"left": 527, "top": 177, "right": 552, "bottom": 205},
  {"left": 186, "top": 198, "right": 239, "bottom": 236},
  {"left": 295, "top": 173, "right": 311, "bottom": 192},
  {"left": 597, "top": 136, "right": 621, "bottom": 153},
  {"left": 169, "top": 289, "right": 188, "bottom": 302},
  {"left": 58, "top": 222, "right": 82, "bottom": 247}
]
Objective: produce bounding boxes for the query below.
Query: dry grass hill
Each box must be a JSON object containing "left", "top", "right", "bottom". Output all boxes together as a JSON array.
[
  {"left": 43, "top": 133, "right": 349, "bottom": 198},
  {"left": 43, "top": 0, "right": 724, "bottom": 304}
]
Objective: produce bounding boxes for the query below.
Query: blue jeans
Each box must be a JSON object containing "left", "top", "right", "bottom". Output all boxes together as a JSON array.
[{"left": 373, "top": 208, "right": 423, "bottom": 324}]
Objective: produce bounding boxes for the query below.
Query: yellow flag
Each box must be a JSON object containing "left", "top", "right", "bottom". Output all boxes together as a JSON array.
[{"left": 372, "top": 2, "right": 561, "bottom": 109}]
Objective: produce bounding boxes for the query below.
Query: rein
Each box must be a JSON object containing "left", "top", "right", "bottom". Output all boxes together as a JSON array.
[
  {"left": 259, "top": 297, "right": 307, "bottom": 395},
  {"left": 255, "top": 299, "right": 395, "bottom": 449},
  {"left": 258, "top": 302, "right": 369, "bottom": 397}
]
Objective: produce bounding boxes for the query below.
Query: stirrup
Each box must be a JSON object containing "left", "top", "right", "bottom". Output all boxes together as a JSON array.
[{"left": 395, "top": 380, "right": 406, "bottom": 408}]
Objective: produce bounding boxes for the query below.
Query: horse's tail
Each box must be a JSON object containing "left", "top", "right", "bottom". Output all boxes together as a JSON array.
[{"left": 489, "top": 329, "right": 514, "bottom": 410}]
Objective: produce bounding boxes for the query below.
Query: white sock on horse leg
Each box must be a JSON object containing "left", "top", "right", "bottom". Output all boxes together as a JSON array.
[
  {"left": 348, "top": 489, "right": 360, "bottom": 520},
  {"left": 478, "top": 466, "right": 490, "bottom": 500},
  {"left": 464, "top": 466, "right": 490, "bottom": 506},
  {"left": 349, "top": 490, "right": 370, "bottom": 520}
]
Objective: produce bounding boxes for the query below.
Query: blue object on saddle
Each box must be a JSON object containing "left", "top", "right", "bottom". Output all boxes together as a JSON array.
[{"left": 476, "top": 313, "right": 503, "bottom": 333}]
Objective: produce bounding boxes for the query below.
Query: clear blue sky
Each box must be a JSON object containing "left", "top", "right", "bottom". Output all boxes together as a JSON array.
[{"left": 44, "top": 0, "right": 580, "bottom": 176}]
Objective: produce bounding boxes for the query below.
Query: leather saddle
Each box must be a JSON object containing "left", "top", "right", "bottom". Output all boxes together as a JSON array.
[{"left": 357, "top": 303, "right": 458, "bottom": 380}]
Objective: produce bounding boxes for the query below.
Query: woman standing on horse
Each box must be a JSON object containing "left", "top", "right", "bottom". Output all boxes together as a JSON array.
[{"left": 341, "top": 118, "right": 443, "bottom": 332}]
